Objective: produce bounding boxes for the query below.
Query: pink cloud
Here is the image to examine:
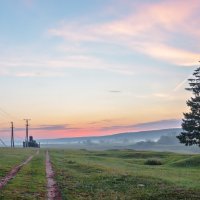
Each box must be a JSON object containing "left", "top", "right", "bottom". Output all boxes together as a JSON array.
[
  {"left": 48, "top": 0, "right": 200, "bottom": 66},
  {"left": 133, "top": 43, "right": 199, "bottom": 66},
  {"left": 0, "top": 119, "right": 181, "bottom": 139},
  {"left": 0, "top": 53, "right": 136, "bottom": 77},
  {"left": 22, "top": 0, "right": 34, "bottom": 8}
]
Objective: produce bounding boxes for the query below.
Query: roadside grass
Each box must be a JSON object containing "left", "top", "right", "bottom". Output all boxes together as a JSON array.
[
  {"left": 0, "top": 148, "right": 36, "bottom": 179},
  {"left": 50, "top": 149, "right": 200, "bottom": 200},
  {"left": 172, "top": 155, "right": 200, "bottom": 168},
  {"left": 0, "top": 150, "right": 46, "bottom": 200}
]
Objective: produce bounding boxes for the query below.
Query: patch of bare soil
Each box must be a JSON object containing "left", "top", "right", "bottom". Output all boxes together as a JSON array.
[{"left": 46, "top": 150, "right": 62, "bottom": 200}]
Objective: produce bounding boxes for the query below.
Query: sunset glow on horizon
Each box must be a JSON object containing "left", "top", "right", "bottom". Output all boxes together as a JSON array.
[{"left": 0, "top": 0, "right": 199, "bottom": 140}]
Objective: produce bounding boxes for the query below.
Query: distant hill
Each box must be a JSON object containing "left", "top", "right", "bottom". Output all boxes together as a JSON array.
[
  {"left": 39, "top": 128, "right": 200, "bottom": 153},
  {"left": 40, "top": 128, "right": 181, "bottom": 144}
]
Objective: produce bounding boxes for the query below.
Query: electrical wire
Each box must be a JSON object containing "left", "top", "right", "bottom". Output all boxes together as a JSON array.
[
  {"left": 0, "top": 138, "right": 7, "bottom": 147},
  {"left": 0, "top": 107, "right": 22, "bottom": 122}
]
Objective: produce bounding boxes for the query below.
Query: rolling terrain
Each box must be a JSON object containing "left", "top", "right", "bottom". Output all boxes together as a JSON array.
[
  {"left": 40, "top": 128, "right": 181, "bottom": 144},
  {"left": 39, "top": 128, "right": 200, "bottom": 153},
  {"left": 1, "top": 148, "right": 200, "bottom": 199}
]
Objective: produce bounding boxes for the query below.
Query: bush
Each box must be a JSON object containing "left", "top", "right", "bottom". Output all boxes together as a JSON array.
[
  {"left": 144, "top": 158, "right": 162, "bottom": 165},
  {"left": 67, "top": 160, "right": 76, "bottom": 164}
]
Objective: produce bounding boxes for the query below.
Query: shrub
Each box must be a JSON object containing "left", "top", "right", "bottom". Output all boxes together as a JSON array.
[
  {"left": 144, "top": 158, "right": 162, "bottom": 165},
  {"left": 67, "top": 160, "right": 76, "bottom": 164}
]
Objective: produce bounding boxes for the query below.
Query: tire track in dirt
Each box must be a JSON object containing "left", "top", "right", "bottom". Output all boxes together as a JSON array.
[
  {"left": 0, "top": 150, "right": 39, "bottom": 190},
  {"left": 46, "top": 150, "right": 62, "bottom": 200}
]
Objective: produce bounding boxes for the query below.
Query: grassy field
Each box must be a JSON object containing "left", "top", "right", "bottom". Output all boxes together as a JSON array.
[
  {"left": 50, "top": 149, "right": 200, "bottom": 200},
  {"left": 0, "top": 148, "right": 36, "bottom": 179},
  {"left": 0, "top": 149, "right": 46, "bottom": 200},
  {"left": 1, "top": 148, "right": 200, "bottom": 199}
]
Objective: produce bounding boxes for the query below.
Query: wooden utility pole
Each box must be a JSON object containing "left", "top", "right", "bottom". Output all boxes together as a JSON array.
[
  {"left": 11, "top": 122, "right": 14, "bottom": 148},
  {"left": 24, "top": 119, "right": 31, "bottom": 147}
]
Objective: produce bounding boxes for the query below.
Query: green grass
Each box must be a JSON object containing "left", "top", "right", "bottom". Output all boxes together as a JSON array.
[
  {"left": 0, "top": 150, "right": 46, "bottom": 200},
  {"left": 172, "top": 155, "right": 200, "bottom": 167},
  {"left": 0, "top": 148, "right": 37, "bottom": 178},
  {"left": 50, "top": 149, "right": 200, "bottom": 200},
  {"left": 1, "top": 148, "right": 200, "bottom": 199}
]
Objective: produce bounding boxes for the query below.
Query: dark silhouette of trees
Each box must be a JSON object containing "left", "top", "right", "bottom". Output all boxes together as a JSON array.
[{"left": 177, "top": 67, "right": 200, "bottom": 146}]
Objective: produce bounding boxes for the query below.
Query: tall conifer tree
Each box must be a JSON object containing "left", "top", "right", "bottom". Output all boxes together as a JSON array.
[{"left": 177, "top": 67, "right": 200, "bottom": 146}]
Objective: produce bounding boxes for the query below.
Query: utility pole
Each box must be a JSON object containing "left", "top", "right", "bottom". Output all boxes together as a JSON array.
[
  {"left": 11, "top": 122, "right": 14, "bottom": 148},
  {"left": 24, "top": 119, "right": 31, "bottom": 147}
]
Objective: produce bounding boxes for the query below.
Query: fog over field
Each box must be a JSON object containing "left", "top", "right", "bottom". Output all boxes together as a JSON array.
[
  {"left": 37, "top": 128, "right": 200, "bottom": 153},
  {"left": 2, "top": 128, "right": 199, "bottom": 154}
]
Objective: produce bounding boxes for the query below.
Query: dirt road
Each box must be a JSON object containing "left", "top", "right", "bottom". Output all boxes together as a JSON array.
[
  {"left": 0, "top": 150, "right": 39, "bottom": 190},
  {"left": 46, "top": 150, "right": 62, "bottom": 200}
]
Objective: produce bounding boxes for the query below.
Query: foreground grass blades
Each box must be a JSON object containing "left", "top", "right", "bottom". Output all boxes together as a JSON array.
[{"left": 0, "top": 150, "right": 46, "bottom": 200}]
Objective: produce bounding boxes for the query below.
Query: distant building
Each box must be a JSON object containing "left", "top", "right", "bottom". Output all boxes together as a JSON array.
[{"left": 23, "top": 136, "right": 40, "bottom": 148}]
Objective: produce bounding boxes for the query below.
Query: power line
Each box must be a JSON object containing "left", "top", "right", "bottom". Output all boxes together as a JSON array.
[
  {"left": 0, "top": 112, "right": 10, "bottom": 120},
  {"left": 0, "top": 107, "right": 22, "bottom": 122},
  {"left": 14, "top": 133, "right": 24, "bottom": 140},
  {"left": 0, "top": 107, "right": 12, "bottom": 117},
  {"left": 0, "top": 138, "right": 7, "bottom": 147}
]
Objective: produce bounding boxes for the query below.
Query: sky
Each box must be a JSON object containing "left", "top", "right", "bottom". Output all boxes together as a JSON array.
[{"left": 0, "top": 0, "right": 199, "bottom": 140}]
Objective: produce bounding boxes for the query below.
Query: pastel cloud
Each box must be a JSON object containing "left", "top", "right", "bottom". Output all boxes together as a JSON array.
[
  {"left": 49, "top": 0, "right": 200, "bottom": 66},
  {"left": 0, "top": 119, "right": 182, "bottom": 140},
  {"left": 22, "top": 0, "right": 34, "bottom": 6},
  {"left": 100, "top": 119, "right": 181, "bottom": 132},
  {"left": 0, "top": 54, "right": 136, "bottom": 77},
  {"left": 132, "top": 43, "right": 199, "bottom": 66},
  {"left": 2, "top": 0, "right": 199, "bottom": 78},
  {"left": 0, "top": 124, "right": 79, "bottom": 133},
  {"left": 0, "top": 124, "right": 82, "bottom": 140}
]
